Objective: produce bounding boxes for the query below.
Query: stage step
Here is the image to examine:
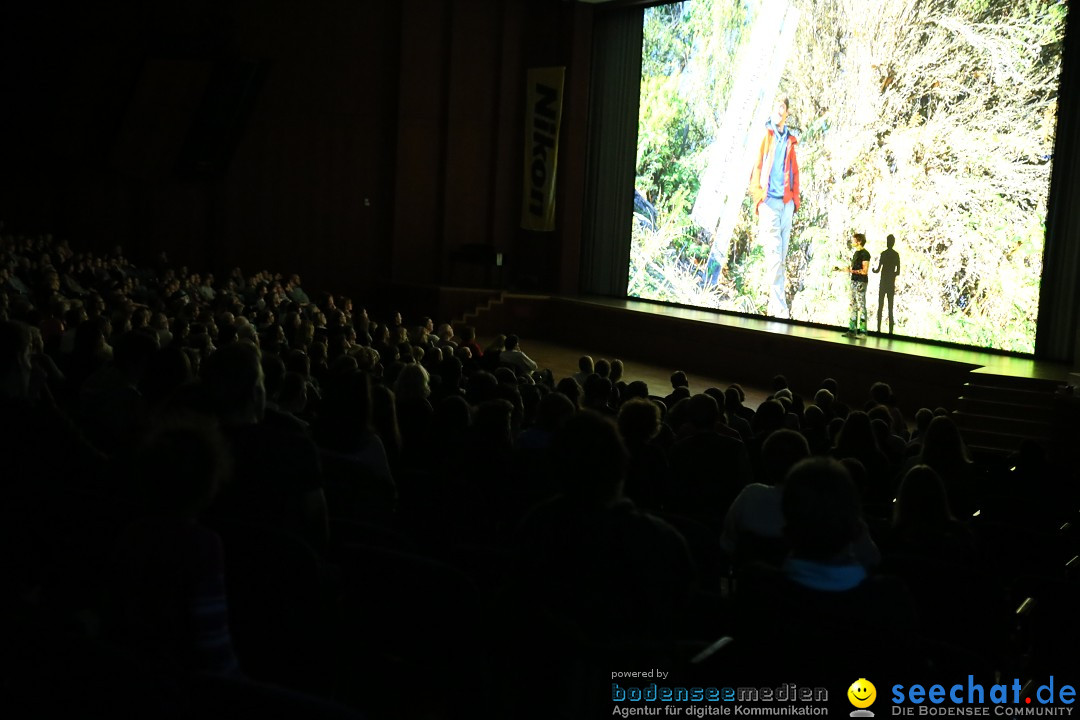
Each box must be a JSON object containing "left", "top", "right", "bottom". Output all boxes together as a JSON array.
[
  {"left": 954, "top": 373, "right": 1079, "bottom": 458},
  {"left": 956, "top": 396, "right": 1054, "bottom": 423},
  {"left": 959, "top": 383, "right": 1060, "bottom": 409},
  {"left": 958, "top": 427, "right": 1028, "bottom": 454},
  {"left": 952, "top": 411, "right": 1053, "bottom": 440},
  {"left": 454, "top": 292, "right": 506, "bottom": 331},
  {"left": 968, "top": 375, "right": 1060, "bottom": 393}
]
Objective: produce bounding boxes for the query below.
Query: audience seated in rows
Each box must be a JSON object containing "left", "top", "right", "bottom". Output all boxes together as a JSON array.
[{"left": 0, "top": 228, "right": 1075, "bottom": 718}]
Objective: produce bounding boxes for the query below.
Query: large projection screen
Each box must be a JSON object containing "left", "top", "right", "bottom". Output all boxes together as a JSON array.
[{"left": 628, "top": 0, "right": 1068, "bottom": 353}]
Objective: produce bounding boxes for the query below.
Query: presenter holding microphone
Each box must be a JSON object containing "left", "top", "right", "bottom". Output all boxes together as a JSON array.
[{"left": 835, "top": 233, "right": 870, "bottom": 339}]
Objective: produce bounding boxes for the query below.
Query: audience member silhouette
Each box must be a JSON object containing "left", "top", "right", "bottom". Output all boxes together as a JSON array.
[
  {"left": 497, "top": 334, "right": 537, "bottom": 374},
  {"left": 201, "top": 342, "right": 328, "bottom": 549},
  {"left": 513, "top": 411, "right": 695, "bottom": 643},
  {"left": 913, "top": 415, "right": 979, "bottom": 519},
  {"left": 732, "top": 457, "right": 915, "bottom": 678},
  {"left": 831, "top": 410, "right": 894, "bottom": 506},
  {"left": 617, "top": 397, "right": 669, "bottom": 512},
  {"left": 721, "top": 429, "right": 809, "bottom": 564},
  {"left": 887, "top": 464, "right": 978, "bottom": 565},
  {"left": 667, "top": 393, "right": 752, "bottom": 527},
  {"left": 109, "top": 420, "right": 240, "bottom": 677}
]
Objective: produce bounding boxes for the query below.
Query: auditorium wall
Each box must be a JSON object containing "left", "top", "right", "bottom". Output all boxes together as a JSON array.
[{"left": 0, "top": 0, "right": 592, "bottom": 298}]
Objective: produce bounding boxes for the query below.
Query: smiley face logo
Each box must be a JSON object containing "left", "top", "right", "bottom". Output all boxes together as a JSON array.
[{"left": 848, "top": 678, "right": 877, "bottom": 709}]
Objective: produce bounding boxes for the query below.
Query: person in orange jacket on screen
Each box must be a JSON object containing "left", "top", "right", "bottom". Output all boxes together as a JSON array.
[{"left": 749, "top": 97, "right": 800, "bottom": 320}]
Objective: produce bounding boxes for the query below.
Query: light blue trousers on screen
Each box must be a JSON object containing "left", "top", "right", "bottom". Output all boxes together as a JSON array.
[{"left": 758, "top": 198, "right": 794, "bottom": 318}]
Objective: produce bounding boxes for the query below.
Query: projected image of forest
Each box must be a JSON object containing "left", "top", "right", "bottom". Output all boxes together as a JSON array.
[{"left": 629, "top": 0, "right": 1066, "bottom": 352}]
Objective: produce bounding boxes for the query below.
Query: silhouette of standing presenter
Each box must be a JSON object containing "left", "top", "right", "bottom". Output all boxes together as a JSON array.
[{"left": 872, "top": 234, "right": 900, "bottom": 335}]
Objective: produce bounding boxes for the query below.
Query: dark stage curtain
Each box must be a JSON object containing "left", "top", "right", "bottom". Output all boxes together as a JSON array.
[
  {"left": 1036, "top": 10, "right": 1080, "bottom": 364},
  {"left": 579, "top": 6, "right": 642, "bottom": 298}
]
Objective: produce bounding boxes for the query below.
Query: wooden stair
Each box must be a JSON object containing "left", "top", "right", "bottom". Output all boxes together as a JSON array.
[
  {"left": 454, "top": 291, "right": 507, "bottom": 335},
  {"left": 954, "top": 374, "right": 1077, "bottom": 457}
]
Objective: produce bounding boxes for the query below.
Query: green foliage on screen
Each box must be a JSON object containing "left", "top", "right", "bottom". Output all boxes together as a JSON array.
[{"left": 630, "top": 0, "right": 1066, "bottom": 353}]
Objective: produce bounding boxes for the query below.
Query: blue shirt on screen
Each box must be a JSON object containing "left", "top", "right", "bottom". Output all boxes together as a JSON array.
[{"left": 768, "top": 124, "right": 790, "bottom": 200}]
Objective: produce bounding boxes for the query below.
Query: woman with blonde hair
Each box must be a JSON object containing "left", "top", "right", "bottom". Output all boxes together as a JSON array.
[{"left": 394, "top": 363, "right": 433, "bottom": 458}]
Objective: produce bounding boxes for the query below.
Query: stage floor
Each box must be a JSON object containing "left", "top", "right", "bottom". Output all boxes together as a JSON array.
[
  {"left": 467, "top": 291, "right": 1074, "bottom": 416},
  {"left": 579, "top": 296, "right": 1074, "bottom": 383},
  {"left": 463, "top": 289, "right": 1079, "bottom": 461}
]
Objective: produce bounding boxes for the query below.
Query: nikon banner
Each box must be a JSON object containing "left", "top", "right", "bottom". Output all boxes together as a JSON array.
[{"left": 521, "top": 67, "right": 565, "bottom": 232}]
